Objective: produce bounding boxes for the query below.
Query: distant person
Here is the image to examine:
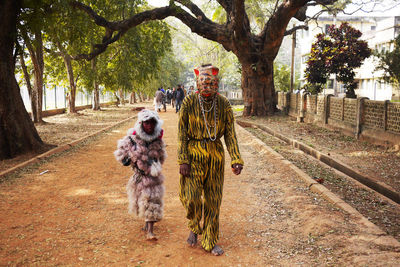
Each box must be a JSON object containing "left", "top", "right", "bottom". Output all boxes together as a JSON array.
[
  {"left": 154, "top": 88, "right": 165, "bottom": 112},
  {"left": 114, "top": 109, "right": 166, "bottom": 240},
  {"left": 171, "top": 87, "right": 176, "bottom": 108},
  {"left": 166, "top": 88, "right": 172, "bottom": 105},
  {"left": 175, "top": 85, "right": 185, "bottom": 113}
]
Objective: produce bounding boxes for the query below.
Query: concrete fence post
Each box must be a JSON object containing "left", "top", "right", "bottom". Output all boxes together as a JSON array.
[
  {"left": 323, "top": 94, "right": 333, "bottom": 124},
  {"left": 284, "top": 92, "right": 290, "bottom": 115},
  {"left": 298, "top": 93, "right": 308, "bottom": 122},
  {"left": 384, "top": 100, "right": 390, "bottom": 131},
  {"left": 356, "top": 97, "right": 369, "bottom": 139},
  {"left": 342, "top": 97, "right": 345, "bottom": 121}
]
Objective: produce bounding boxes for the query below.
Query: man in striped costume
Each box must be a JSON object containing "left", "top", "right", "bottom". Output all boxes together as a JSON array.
[{"left": 178, "top": 64, "right": 244, "bottom": 256}]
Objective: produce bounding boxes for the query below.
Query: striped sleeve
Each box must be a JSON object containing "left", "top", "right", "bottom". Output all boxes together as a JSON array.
[
  {"left": 177, "top": 97, "right": 190, "bottom": 165},
  {"left": 223, "top": 98, "right": 244, "bottom": 166}
]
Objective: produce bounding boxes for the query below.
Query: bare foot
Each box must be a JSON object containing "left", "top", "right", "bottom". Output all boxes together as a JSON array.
[
  {"left": 186, "top": 231, "right": 197, "bottom": 247},
  {"left": 146, "top": 232, "right": 158, "bottom": 241},
  {"left": 211, "top": 245, "right": 224, "bottom": 256}
]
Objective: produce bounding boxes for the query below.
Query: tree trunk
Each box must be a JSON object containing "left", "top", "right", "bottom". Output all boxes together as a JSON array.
[
  {"left": 91, "top": 57, "right": 101, "bottom": 110},
  {"left": 138, "top": 92, "right": 143, "bottom": 102},
  {"left": 63, "top": 55, "right": 77, "bottom": 113},
  {"left": 119, "top": 89, "right": 124, "bottom": 105},
  {"left": 130, "top": 92, "right": 136, "bottom": 104},
  {"left": 241, "top": 61, "right": 276, "bottom": 116},
  {"left": 32, "top": 62, "right": 44, "bottom": 122},
  {"left": 0, "top": 0, "right": 45, "bottom": 160},
  {"left": 114, "top": 92, "right": 120, "bottom": 107},
  {"left": 32, "top": 30, "right": 44, "bottom": 122},
  {"left": 19, "top": 50, "right": 37, "bottom": 121},
  {"left": 21, "top": 27, "right": 44, "bottom": 122}
]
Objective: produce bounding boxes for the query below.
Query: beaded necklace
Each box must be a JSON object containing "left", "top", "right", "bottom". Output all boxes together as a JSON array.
[{"left": 198, "top": 94, "right": 218, "bottom": 141}]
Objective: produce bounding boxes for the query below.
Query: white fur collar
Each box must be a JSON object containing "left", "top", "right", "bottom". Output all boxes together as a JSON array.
[
  {"left": 127, "top": 109, "right": 164, "bottom": 142},
  {"left": 131, "top": 123, "right": 162, "bottom": 142}
]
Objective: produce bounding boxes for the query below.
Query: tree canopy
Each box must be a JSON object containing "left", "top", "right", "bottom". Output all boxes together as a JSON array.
[
  {"left": 305, "top": 22, "right": 371, "bottom": 97},
  {"left": 375, "top": 34, "right": 400, "bottom": 91}
]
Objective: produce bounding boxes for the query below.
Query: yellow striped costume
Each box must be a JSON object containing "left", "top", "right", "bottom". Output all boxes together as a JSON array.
[{"left": 178, "top": 92, "right": 244, "bottom": 251}]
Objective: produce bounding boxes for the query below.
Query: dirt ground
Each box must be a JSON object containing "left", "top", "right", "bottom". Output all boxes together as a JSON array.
[
  {"left": 0, "top": 103, "right": 399, "bottom": 266},
  {"left": 236, "top": 113, "right": 400, "bottom": 193}
]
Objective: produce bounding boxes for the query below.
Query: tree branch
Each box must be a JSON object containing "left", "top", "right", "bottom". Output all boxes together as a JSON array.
[
  {"left": 175, "top": 0, "right": 213, "bottom": 24},
  {"left": 69, "top": 0, "right": 231, "bottom": 60},
  {"left": 285, "top": 25, "right": 308, "bottom": 36},
  {"left": 260, "top": 0, "right": 309, "bottom": 60},
  {"left": 216, "top": 0, "right": 231, "bottom": 13},
  {"left": 173, "top": 8, "right": 231, "bottom": 51},
  {"left": 69, "top": 1, "right": 120, "bottom": 30},
  {"left": 232, "top": 0, "right": 247, "bottom": 36}
]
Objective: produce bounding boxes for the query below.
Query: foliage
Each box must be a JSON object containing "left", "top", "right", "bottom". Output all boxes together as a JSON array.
[
  {"left": 274, "top": 64, "right": 291, "bottom": 92},
  {"left": 301, "top": 83, "right": 324, "bottom": 95},
  {"left": 375, "top": 34, "right": 400, "bottom": 90},
  {"left": 305, "top": 23, "right": 371, "bottom": 97},
  {"left": 42, "top": 0, "right": 174, "bottom": 99},
  {"left": 167, "top": 17, "right": 241, "bottom": 90},
  {"left": 97, "top": 20, "right": 173, "bottom": 94}
]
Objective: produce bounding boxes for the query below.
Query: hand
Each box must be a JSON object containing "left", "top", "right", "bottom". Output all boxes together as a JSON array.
[
  {"left": 179, "top": 163, "right": 191, "bottom": 177},
  {"left": 122, "top": 157, "right": 131, "bottom": 166},
  {"left": 231, "top": 164, "right": 243, "bottom": 175}
]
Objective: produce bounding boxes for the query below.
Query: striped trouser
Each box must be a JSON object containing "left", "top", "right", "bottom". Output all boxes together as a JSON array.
[{"left": 179, "top": 139, "right": 225, "bottom": 251}]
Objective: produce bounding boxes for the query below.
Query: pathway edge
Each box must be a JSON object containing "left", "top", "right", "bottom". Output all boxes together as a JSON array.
[
  {"left": 235, "top": 122, "right": 400, "bottom": 247},
  {"left": 0, "top": 115, "right": 137, "bottom": 179}
]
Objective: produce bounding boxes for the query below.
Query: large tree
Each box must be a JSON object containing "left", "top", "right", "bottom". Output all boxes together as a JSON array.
[
  {"left": 0, "top": 0, "right": 46, "bottom": 160},
  {"left": 17, "top": 1, "right": 52, "bottom": 122},
  {"left": 70, "top": 0, "right": 342, "bottom": 116}
]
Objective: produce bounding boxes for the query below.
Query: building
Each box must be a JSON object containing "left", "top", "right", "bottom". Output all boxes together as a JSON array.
[{"left": 298, "top": 15, "right": 400, "bottom": 100}]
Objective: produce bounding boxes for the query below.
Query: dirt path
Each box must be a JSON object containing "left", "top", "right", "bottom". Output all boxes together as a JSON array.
[{"left": 0, "top": 109, "right": 399, "bottom": 266}]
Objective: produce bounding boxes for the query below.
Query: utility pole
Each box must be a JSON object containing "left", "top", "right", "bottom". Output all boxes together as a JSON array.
[
  {"left": 333, "top": 15, "right": 337, "bottom": 96},
  {"left": 290, "top": 25, "right": 296, "bottom": 92}
]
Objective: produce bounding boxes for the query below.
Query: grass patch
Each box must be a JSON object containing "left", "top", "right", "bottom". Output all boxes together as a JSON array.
[{"left": 232, "top": 105, "right": 244, "bottom": 112}]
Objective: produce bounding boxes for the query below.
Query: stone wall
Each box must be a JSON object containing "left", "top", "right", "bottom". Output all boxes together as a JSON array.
[
  {"left": 387, "top": 103, "right": 400, "bottom": 133},
  {"left": 343, "top": 98, "right": 357, "bottom": 125},
  {"left": 363, "top": 100, "right": 386, "bottom": 130},
  {"left": 276, "top": 92, "right": 400, "bottom": 147}
]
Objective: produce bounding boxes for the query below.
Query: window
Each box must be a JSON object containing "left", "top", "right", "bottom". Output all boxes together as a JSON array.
[
  {"left": 325, "top": 24, "right": 331, "bottom": 33},
  {"left": 327, "top": 79, "right": 334, "bottom": 89}
]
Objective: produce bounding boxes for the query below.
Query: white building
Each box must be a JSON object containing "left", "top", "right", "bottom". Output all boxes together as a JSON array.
[{"left": 298, "top": 15, "right": 400, "bottom": 100}]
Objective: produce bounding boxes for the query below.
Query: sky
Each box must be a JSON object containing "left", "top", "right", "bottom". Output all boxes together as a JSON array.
[
  {"left": 147, "top": 0, "right": 170, "bottom": 7},
  {"left": 147, "top": 0, "right": 400, "bottom": 17},
  {"left": 314, "top": 0, "right": 400, "bottom": 17}
]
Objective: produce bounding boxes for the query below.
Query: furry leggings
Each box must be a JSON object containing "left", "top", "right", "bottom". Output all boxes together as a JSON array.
[{"left": 179, "top": 139, "right": 224, "bottom": 251}]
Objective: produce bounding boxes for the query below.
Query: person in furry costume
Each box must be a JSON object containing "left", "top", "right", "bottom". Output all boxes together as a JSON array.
[{"left": 114, "top": 109, "right": 166, "bottom": 240}]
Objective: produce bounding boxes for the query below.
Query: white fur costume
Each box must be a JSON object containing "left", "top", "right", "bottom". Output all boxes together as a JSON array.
[{"left": 114, "top": 109, "right": 166, "bottom": 222}]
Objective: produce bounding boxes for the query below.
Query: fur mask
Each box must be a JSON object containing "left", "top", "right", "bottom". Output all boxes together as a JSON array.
[{"left": 131, "top": 109, "right": 163, "bottom": 142}]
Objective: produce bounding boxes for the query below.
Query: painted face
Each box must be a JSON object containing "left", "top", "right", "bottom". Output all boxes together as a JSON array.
[
  {"left": 194, "top": 65, "right": 219, "bottom": 98},
  {"left": 142, "top": 118, "right": 156, "bottom": 135}
]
